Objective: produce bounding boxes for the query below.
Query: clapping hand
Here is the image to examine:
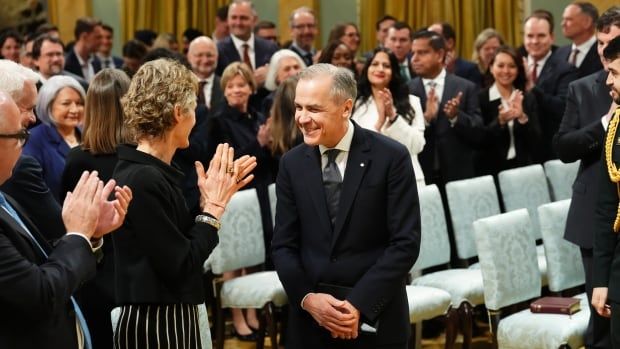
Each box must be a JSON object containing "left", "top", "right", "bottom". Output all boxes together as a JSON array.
[
  {"left": 62, "top": 171, "right": 104, "bottom": 239},
  {"left": 375, "top": 88, "right": 396, "bottom": 131},
  {"left": 92, "top": 180, "right": 132, "bottom": 239},
  {"left": 443, "top": 92, "right": 463, "bottom": 119}
]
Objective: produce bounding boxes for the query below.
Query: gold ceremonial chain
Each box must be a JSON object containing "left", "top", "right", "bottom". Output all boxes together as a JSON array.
[{"left": 604, "top": 108, "right": 620, "bottom": 232}]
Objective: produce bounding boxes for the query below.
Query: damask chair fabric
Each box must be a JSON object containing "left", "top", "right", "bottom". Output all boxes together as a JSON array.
[
  {"left": 410, "top": 185, "right": 485, "bottom": 307},
  {"left": 538, "top": 199, "right": 585, "bottom": 292},
  {"left": 473, "top": 209, "right": 587, "bottom": 349},
  {"left": 406, "top": 285, "right": 452, "bottom": 323},
  {"left": 543, "top": 160, "right": 580, "bottom": 201},
  {"left": 412, "top": 184, "right": 451, "bottom": 271},
  {"left": 445, "top": 175, "right": 501, "bottom": 260}
]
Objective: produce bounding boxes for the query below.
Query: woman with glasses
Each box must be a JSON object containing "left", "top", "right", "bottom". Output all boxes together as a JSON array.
[{"left": 23, "top": 75, "right": 85, "bottom": 202}]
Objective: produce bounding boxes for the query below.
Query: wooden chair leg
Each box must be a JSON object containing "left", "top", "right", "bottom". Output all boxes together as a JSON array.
[
  {"left": 444, "top": 307, "right": 458, "bottom": 349},
  {"left": 256, "top": 305, "right": 267, "bottom": 349},
  {"left": 266, "top": 303, "right": 278, "bottom": 349},
  {"left": 213, "top": 280, "right": 225, "bottom": 349},
  {"left": 409, "top": 323, "right": 417, "bottom": 349},
  {"left": 459, "top": 302, "right": 473, "bottom": 349},
  {"left": 488, "top": 310, "right": 501, "bottom": 349}
]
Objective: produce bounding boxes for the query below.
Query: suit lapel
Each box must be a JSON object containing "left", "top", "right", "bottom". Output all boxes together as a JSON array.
[
  {"left": 0, "top": 203, "right": 49, "bottom": 260},
  {"left": 331, "top": 125, "right": 370, "bottom": 250},
  {"left": 411, "top": 78, "right": 426, "bottom": 108},
  {"left": 441, "top": 74, "right": 457, "bottom": 105},
  {"left": 303, "top": 146, "right": 333, "bottom": 236}
]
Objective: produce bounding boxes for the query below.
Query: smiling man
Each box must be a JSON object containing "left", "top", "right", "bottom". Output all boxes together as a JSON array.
[{"left": 272, "top": 63, "right": 420, "bottom": 349}]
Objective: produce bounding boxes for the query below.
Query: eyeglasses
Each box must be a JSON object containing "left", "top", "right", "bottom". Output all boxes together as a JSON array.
[
  {"left": 0, "top": 128, "right": 30, "bottom": 148},
  {"left": 293, "top": 23, "right": 316, "bottom": 30}
]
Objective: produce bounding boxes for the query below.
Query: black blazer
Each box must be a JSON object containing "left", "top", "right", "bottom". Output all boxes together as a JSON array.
[
  {"left": 215, "top": 35, "right": 278, "bottom": 76},
  {"left": 64, "top": 49, "right": 101, "bottom": 80},
  {"left": 112, "top": 145, "right": 219, "bottom": 304},
  {"left": 454, "top": 57, "right": 483, "bottom": 87},
  {"left": 61, "top": 146, "right": 119, "bottom": 349},
  {"left": 555, "top": 43, "right": 603, "bottom": 79},
  {"left": 272, "top": 123, "right": 421, "bottom": 348},
  {"left": 554, "top": 70, "right": 611, "bottom": 248},
  {"left": 530, "top": 51, "right": 579, "bottom": 160},
  {"left": 593, "top": 114, "right": 620, "bottom": 302},
  {"left": 408, "top": 73, "right": 484, "bottom": 182},
  {"left": 288, "top": 43, "right": 314, "bottom": 67},
  {"left": 0, "top": 194, "right": 96, "bottom": 349},
  {"left": 476, "top": 88, "right": 543, "bottom": 176},
  {"left": 0, "top": 155, "right": 64, "bottom": 241}
]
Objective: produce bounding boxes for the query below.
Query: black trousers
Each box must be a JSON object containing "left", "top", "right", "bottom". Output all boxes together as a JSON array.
[
  {"left": 610, "top": 302, "right": 620, "bottom": 349},
  {"left": 581, "top": 248, "right": 612, "bottom": 349}
]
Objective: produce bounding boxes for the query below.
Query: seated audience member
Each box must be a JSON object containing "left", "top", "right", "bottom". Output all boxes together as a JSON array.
[
  {"left": 317, "top": 40, "right": 356, "bottom": 76},
  {"left": 476, "top": 46, "right": 542, "bottom": 176},
  {"left": 269, "top": 75, "right": 302, "bottom": 165},
  {"left": 429, "top": 22, "right": 483, "bottom": 86},
  {"left": 0, "top": 89, "right": 131, "bottom": 349},
  {"left": 61, "top": 68, "right": 131, "bottom": 349},
  {"left": 255, "top": 20, "right": 279, "bottom": 46},
  {"left": 472, "top": 28, "right": 504, "bottom": 78},
  {"left": 263, "top": 49, "right": 305, "bottom": 114},
  {"left": 112, "top": 58, "right": 256, "bottom": 348},
  {"left": 24, "top": 76, "right": 86, "bottom": 202},
  {"left": 153, "top": 32, "right": 180, "bottom": 52},
  {"left": 352, "top": 47, "right": 426, "bottom": 188},
  {"left": 206, "top": 62, "right": 275, "bottom": 340},
  {"left": 121, "top": 39, "right": 148, "bottom": 77},
  {"left": 0, "top": 29, "right": 22, "bottom": 63}
]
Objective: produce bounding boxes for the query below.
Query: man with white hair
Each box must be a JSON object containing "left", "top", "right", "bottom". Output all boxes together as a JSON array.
[{"left": 187, "top": 36, "right": 223, "bottom": 110}]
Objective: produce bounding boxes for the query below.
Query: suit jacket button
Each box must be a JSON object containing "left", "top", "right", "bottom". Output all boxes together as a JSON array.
[{"left": 331, "top": 257, "right": 337, "bottom": 262}]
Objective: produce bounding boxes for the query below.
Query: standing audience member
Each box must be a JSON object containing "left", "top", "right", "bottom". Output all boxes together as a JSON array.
[
  {"left": 328, "top": 22, "right": 362, "bottom": 73},
  {"left": 429, "top": 22, "right": 483, "bottom": 86},
  {"left": 215, "top": 0, "right": 278, "bottom": 88},
  {"left": 592, "top": 35, "right": 620, "bottom": 349},
  {"left": 64, "top": 17, "right": 103, "bottom": 82},
  {"left": 385, "top": 22, "right": 415, "bottom": 82},
  {"left": 0, "top": 90, "right": 132, "bottom": 349},
  {"left": 153, "top": 33, "right": 180, "bottom": 52},
  {"left": 476, "top": 46, "right": 542, "bottom": 177},
  {"left": 408, "top": 30, "right": 483, "bottom": 185},
  {"left": 133, "top": 29, "right": 157, "bottom": 49},
  {"left": 0, "top": 29, "right": 22, "bottom": 63},
  {"left": 352, "top": 47, "right": 426, "bottom": 187},
  {"left": 23, "top": 76, "right": 85, "bottom": 202},
  {"left": 288, "top": 6, "right": 318, "bottom": 67},
  {"left": 187, "top": 36, "right": 223, "bottom": 111},
  {"left": 212, "top": 5, "right": 229, "bottom": 46},
  {"left": 557, "top": 2, "right": 602, "bottom": 77},
  {"left": 317, "top": 40, "right": 356, "bottom": 74},
  {"left": 254, "top": 21, "right": 279, "bottom": 46},
  {"left": 373, "top": 15, "right": 397, "bottom": 51},
  {"left": 32, "top": 35, "right": 89, "bottom": 91},
  {"left": 272, "top": 63, "right": 420, "bottom": 349},
  {"left": 206, "top": 62, "right": 276, "bottom": 340},
  {"left": 269, "top": 75, "right": 302, "bottom": 162},
  {"left": 182, "top": 28, "right": 204, "bottom": 54},
  {"left": 121, "top": 39, "right": 148, "bottom": 77},
  {"left": 471, "top": 28, "right": 504, "bottom": 77},
  {"left": 523, "top": 11, "right": 579, "bottom": 161},
  {"left": 20, "top": 34, "right": 36, "bottom": 69},
  {"left": 556, "top": 6, "right": 620, "bottom": 349},
  {"left": 97, "top": 24, "right": 123, "bottom": 69},
  {"left": 263, "top": 49, "right": 305, "bottom": 114},
  {"left": 61, "top": 68, "right": 131, "bottom": 349},
  {"left": 112, "top": 58, "right": 256, "bottom": 348}
]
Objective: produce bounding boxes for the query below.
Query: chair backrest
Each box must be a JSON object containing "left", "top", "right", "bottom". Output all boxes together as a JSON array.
[
  {"left": 446, "top": 175, "right": 501, "bottom": 260},
  {"left": 544, "top": 159, "right": 580, "bottom": 201},
  {"left": 207, "top": 189, "right": 265, "bottom": 274},
  {"left": 473, "top": 209, "right": 541, "bottom": 310},
  {"left": 498, "top": 164, "right": 550, "bottom": 240},
  {"left": 268, "top": 182, "right": 276, "bottom": 227},
  {"left": 412, "top": 184, "right": 451, "bottom": 271},
  {"left": 538, "top": 199, "right": 585, "bottom": 292}
]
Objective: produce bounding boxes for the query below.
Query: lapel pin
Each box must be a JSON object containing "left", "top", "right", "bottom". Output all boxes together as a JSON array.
[{"left": 360, "top": 163, "right": 365, "bottom": 167}]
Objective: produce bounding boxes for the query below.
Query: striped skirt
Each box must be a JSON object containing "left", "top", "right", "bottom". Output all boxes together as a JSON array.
[{"left": 114, "top": 304, "right": 202, "bottom": 349}]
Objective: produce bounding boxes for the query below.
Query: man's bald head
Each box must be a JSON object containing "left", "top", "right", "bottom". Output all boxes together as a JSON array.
[
  {"left": 187, "top": 36, "right": 218, "bottom": 79},
  {"left": 0, "top": 90, "right": 24, "bottom": 184}
]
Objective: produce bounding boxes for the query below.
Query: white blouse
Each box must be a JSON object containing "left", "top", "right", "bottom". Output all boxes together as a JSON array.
[{"left": 351, "top": 94, "right": 426, "bottom": 188}]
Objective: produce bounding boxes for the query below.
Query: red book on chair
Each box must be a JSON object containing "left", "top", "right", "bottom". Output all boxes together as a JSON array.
[{"left": 530, "top": 297, "right": 581, "bottom": 315}]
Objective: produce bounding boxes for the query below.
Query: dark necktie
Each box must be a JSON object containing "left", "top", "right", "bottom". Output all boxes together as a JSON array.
[
  {"left": 0, "top": 193, "right": 92, "bottom": 349},
  {"left": 323, "top": 149, "right": 342, "bottom": 227},
  {"left": 569, "top": 48, "right": 580, "bottom": 67},
  {"left": 531, "top": 62, "right": 538, "bottom": 83},
  {"left": 102, "top": 58, "right": 110, "bottom": 69},
  {"left": 197, "top": 80, "right": 207, "bottom": 106},
  {"left": 242, "top": 43, "right": 253, "bottom": 70},
  {"left": 304, "top": 53, "right": 313, "bottom": 67}
]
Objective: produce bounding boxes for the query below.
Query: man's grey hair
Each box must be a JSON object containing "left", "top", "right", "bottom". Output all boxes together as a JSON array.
[
  {"left": 37, "top": 75, "right": 86, "bottom": 126},
  {"left": 298, "top": 63, "right": 357, "bottom": 103},
  {"left": 289, "top": 6, "right": 315, "bottom": 28},
  {"left": 0, "top": 59, "right": 40, "bottom": 101},
  {"left": 230, "top": 0, "right": 257, "bottom": 16}
]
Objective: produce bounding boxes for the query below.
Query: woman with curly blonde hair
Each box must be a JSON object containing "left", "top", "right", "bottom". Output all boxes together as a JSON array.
[{"left": 112, "top": 59, "right": 257, "bottom": 349}]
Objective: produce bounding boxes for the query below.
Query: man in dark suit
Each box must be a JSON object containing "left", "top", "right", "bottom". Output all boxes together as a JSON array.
[
  {"left": 32, "top": 35, "right": 89, "bottom": 93},
  {"left": 187, "top": 36, "right": 224, "bottom": 111},
  {"left": 523, "top": 12, "right": 579, "bottom": 161},
  {"left": 555, "top": 9, "right": 620, "bottom": 349},
  {"left": 363, "top": 15, "right": 397, "bottom": 60},
  {"left": 0, "top": 89, "right": 131, "bottom": 349},
  {"left": 64, "top": 17, "right": 102, "bottom": 82},
  {"left": 593, "top": 35, "right": 620, "bottom": 349},
  {"left": 96, "top": 24, "right": 123, "bottom": 69},
  {"left": 384, "top": 22, "right": 415, "bottom": 82},
  {"left": 287, "top": 7, "right": 318, "bottom": 67},
  {"left": 272, "top": 64, "right": 420, "bottom": 349},
  {"left": 408, "top": 30, "right": 483, "bottom": 184},
  {"left": 556, "top": 2, "right": 602, "bottom": 78},
  {"left": 428, "top": 22, "right": 483, "bottom": 86},
  {"left": 215, "top": 0, "right": 278, "bottom": 86}
]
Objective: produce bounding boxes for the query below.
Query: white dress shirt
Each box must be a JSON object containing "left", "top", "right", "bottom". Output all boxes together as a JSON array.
[
  {"left": 74, "top": 47, "right": 96, "bottom": 82},
  {"left": 230, "top": 33, "right": 256, "bottom": 69},
  {"left": 421, "top": 68, "right": 446, "bottom": 103},
  {"left": 200, "top": 74, "right": 215, "bottom": 108},
  {"left": 318, "top": 120, "right": 354, "bottom": 176},
  {"left": 488, "top": 83, "right": 516, "bottom": 160},
  {"left": 527, "top": 50, "right": 552, "bottom": 80},
  {"left": 571, "top": 35, "right": 597, "bottom": 68}
]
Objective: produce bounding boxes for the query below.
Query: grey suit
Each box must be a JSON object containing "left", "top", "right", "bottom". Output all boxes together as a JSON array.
[{"left": 553, "top": 69, "right": 611, "bottom": 349}]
